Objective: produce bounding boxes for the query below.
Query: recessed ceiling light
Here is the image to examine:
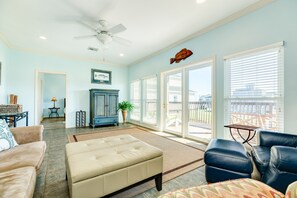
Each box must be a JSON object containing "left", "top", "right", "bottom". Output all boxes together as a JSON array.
[
  {"left": 39, "top": 36, "right": 47, "bottom": 40},
  {"left": 120, "top": 53, "right": 124, "bottom": 57},
  {"left": 196, "top": 0, "right": 206, "bottom": 4}
]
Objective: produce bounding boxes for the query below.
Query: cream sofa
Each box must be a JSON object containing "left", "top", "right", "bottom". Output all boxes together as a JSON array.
[{"left": 0, "top": 125, "right": 46, "bottom": 198}]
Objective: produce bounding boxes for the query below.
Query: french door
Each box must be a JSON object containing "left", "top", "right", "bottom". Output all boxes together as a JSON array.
[
  {"left": 164, "top": 71, "right": 183, "bottom": 135},
  {"left": 163, "top": 60, "right": 214, "bottom": 142}
]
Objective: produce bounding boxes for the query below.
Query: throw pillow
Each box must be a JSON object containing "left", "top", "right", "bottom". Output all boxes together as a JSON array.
[{"left": 0, "top": 119, "right": 18, "bottom": 152}]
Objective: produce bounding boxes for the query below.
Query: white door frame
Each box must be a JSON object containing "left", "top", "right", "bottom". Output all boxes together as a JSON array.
[
  {"left": 161, "top": 57, "right": 216, "bottom": 143},
  {"left": 34, "top": 70, "right": 67, "bottom": 126}
]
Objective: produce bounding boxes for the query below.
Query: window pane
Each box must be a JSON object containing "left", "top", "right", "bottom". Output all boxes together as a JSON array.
[
  {"left": 143, "top": 77, "right": 157, "bottom": 124},
  {"left": 130, "top": 81, "right": 141, "bottom": 120}
]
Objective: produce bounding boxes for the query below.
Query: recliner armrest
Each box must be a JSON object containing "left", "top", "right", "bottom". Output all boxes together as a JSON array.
[
  {"left": 258, "top": 130, "right": 297, "bottom": 147},
  {"left": 270, "top": 146, "right": 297, "bottom": 174},
  {"left": 10, "top": 125, "right": 44, "bottom": 144}
]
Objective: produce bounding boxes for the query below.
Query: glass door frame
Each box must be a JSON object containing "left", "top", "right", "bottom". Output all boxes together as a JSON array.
[{"left": 161, "top": 58, "right": 216, "bottom": 143}]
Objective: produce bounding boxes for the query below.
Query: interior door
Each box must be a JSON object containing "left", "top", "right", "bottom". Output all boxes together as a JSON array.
[{"left": 164, "top": 71, "right": 183, "bottom": 135}]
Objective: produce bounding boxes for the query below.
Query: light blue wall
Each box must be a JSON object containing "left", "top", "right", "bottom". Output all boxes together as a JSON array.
[
  {"left": 0, "top": 42, "right": 8, "bottom": 103},
  {"left": 1, "top": 44, "right": 128, "bottom": 127},
  {"left": 128, "top": 0, "right": 297, "bottom": 137},
  {"left": 42, "top": 74, "right": 66, "bottom": 118}
]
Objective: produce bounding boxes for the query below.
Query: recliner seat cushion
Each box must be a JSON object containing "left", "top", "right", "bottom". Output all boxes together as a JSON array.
[
  {"left": 251, "top": 145, "right": 270, "bottom": 175},
  {"left": 204, "top": 139, "right": 252, "bottom": 173}
]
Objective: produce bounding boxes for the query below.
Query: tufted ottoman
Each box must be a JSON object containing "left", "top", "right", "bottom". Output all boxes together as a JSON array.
[
  {"left": 204, "top": 139, "right": 253, "bottom": 183},
  {"left": 65, "top": 134, "right": 163, "bottom": 198}
]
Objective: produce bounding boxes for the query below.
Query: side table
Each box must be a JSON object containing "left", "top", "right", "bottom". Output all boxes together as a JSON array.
[
  {"left": 48, "top": 107, "right": 60, "bottom": 118},
  {"left": 224, "top": 124, "right": 259, "bottom": 146}
]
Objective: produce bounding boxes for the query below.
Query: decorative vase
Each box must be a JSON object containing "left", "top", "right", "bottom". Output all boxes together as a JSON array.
[{"left": 122, "top": 110, "right": 127, "bottom": 123}]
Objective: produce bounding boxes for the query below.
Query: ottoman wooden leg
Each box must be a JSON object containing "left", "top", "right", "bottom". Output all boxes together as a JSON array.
[{"left": 155, "top": 173, "right": 163, "bottom": 191}]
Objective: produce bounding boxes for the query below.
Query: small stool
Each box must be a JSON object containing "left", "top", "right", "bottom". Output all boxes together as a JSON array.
[{"left": 204, "top": 139, "right": 253, "bottom": 183}]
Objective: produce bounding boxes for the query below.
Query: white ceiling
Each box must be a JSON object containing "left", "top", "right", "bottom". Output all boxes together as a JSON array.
[{"left": 0, "top": 0, "right": 269, "bottom": 67}]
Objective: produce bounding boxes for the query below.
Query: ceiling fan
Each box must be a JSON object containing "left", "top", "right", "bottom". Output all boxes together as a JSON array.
[{"left": 74, "top": 20, "right": 131, "bottom": 45}]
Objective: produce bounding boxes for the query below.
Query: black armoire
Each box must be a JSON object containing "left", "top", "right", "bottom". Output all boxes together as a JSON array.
[{"left": 89, "top": 89, "right": 119, "bottom": 127}]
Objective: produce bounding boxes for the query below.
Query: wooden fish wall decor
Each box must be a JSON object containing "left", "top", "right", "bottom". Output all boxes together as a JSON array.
[{"left": 170, "top": 48, "right": 193, "bottom": 64}]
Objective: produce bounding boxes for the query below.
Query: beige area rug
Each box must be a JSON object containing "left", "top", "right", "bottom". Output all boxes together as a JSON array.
[{"left": 68, "top": 127, "right": 205, "bottom": 197}]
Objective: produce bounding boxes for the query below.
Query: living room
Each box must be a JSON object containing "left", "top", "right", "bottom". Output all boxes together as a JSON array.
[{"left": 0, "top": 0, "right": 297, "bottom": 197}]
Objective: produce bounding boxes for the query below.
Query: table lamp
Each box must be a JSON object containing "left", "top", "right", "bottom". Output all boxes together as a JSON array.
[{"left": 51, "top": 97, "right": 57, "bottom": 108}]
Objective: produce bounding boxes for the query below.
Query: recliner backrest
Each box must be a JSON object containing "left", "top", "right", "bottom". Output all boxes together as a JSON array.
[{"left": 258, "top": 130, "right": 297, "bottom": 147}]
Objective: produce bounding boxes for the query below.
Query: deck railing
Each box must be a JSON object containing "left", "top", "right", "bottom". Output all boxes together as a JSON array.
[{"left": 133, "top": 100, "right": 278, "bottom": 130}]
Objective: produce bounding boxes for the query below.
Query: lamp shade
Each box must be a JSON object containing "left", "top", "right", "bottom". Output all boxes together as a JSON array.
[{"left": 51, "top": 97, "right": 57, "bottom": 102}]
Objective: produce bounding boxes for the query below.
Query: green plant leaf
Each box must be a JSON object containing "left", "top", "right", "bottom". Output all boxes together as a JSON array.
[{"left": 118, "top": 101, "right": 134, "bottom": 111}]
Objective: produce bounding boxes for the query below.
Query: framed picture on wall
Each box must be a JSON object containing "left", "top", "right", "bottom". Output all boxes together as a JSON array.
[{"left": 91, "top": 69, "right": 112, "bottom": 84}]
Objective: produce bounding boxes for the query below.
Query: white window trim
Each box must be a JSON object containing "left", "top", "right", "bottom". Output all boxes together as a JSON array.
[
  {"left": 224, "top": 42, "right": 284, "bottom": 137},
  {"left": 224, "top": 41, "right": 284, "bottom": 60}
]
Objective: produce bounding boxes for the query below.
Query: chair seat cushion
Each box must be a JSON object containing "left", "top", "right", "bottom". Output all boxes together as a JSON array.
[
  {"left": 158, "top": 178, "right": 285, "bottom": 198},
  {"left": 0, "top": 166, "right": 36, "bottom": 198},
  {"left": 204, "top": 139, "right": 252, "bottom": 173},
  {"left": 251, "top": 145, "right": 270, "bottom": 175}
]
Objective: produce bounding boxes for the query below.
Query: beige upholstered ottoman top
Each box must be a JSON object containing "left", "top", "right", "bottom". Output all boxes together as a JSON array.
[{"left": 66, "top": 134, "right": 163, "bottom": 183}]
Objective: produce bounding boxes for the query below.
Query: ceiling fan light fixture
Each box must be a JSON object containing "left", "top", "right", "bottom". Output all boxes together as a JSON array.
[{"left": 97, "top": 34, "right": 112, "bottom": 44}]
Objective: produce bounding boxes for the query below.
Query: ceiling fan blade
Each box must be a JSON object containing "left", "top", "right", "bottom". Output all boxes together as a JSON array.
[
  {"left": 78, "top": 20, "right": 99, "bottom": 31},
  {"left": 108, "top": 24, "right": 127, "bottom": 35},
  {"left": 112, "top": 36, "right": 132, "bottom": 45},
  {"left": 74, "top": 35, "right": 97, "bottom": 39}
]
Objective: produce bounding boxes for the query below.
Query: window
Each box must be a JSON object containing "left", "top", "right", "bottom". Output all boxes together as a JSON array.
[
  {"left": 224, "top": 44, "right": 284, "bottom": 132},
  {"left": 143, "top": 76, "right": 157, "bottom": 124},
  {"left": 130, "top": 80, "right": 141, "bottom": 120}
]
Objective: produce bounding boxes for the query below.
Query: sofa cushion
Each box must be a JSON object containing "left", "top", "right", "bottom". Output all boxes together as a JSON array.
[
  {"left": 0, "top": 119, "right": 18, "bottom": 152},
  {"left": 158, "top": 178, "right": 285, "bottom": 198},
  {"left": 252, "top": 145, "right": 270, "bottom": 175},
  {"left": 0, "top": 141, "right": 46, "bottom": 172},
  {"left": 0, "top": 166, "right": 36, "bottom": 198}
]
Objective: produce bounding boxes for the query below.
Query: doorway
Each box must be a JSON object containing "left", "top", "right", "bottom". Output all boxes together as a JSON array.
[
  {"left": 162, "top": 59, "right": 215, "bottom": 143},
  {"left": 35, "top": 71, "right": 67, "bottom": 128}
]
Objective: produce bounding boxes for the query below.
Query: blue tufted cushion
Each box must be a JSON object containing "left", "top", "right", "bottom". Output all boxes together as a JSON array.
[{"left": 0, "top": 119, "right": 18, "bottom": 152}]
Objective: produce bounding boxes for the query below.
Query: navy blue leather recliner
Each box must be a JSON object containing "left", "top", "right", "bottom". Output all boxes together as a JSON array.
[{"left": 251, "top": 130, "right": 297, "bottom": 193}]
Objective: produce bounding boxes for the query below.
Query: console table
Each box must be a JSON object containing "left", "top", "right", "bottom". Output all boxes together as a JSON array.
[
  {"left": 0, "top": 111, "right": 28, "bottom": 127},
  {"left": 48, "top": 107, "right": 60, "bottom": 118},
  {"left": 224, "top": 124, "right": 259, "bottom": 146}
]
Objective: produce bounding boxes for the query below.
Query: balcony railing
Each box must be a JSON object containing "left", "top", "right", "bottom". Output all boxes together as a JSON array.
[{"left": 132, "top": 100, "right": 278, "bottom": 131}]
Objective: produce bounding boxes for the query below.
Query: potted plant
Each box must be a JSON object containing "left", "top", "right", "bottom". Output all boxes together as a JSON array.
[{"left": 118, "top": 101, "right": 134, "bottom": 123}]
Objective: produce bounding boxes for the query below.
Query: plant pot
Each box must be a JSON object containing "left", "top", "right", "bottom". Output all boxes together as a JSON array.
[{"left": 122, "top": 110, "right": 127, "bottom": 123}]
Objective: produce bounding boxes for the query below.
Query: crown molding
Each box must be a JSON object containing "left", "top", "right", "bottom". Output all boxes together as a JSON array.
[{"left": 128, "top": 0, "right": 274, "bottom": 67}]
